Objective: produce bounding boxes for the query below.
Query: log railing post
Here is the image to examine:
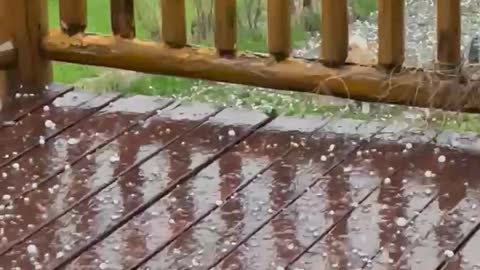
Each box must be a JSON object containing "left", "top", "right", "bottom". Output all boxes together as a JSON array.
[
  {"left": 214, "top": 0, "right": 237, "bottom": 57},
  {"left": 321, "top": 0, "right": 349, "bottom": 66},
  {"left": 378, "top": 0, "right": 405, "bottom": 70},
  {"left": 111, "top": 0, "right": 135, "bottom": 39},
  {"left": 160, "top": 0, "right": 187, "bottom": 48},
  {"left": 59, "top": 0, "right": 87, "bottom": 36},
  {"left": 0, "top": 0, "right": 14, "bottom": 104},
  {"left": 8, "top": 0, "right": 52, "bottom": 93},
  {"left": 267, "top": 0, "right": 291, "bottom": 61},
  {"left": 436, "top": 0, "right": 461, "bottom": 68}
]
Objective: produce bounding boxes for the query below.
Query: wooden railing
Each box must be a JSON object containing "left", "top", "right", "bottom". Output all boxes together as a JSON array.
[{"left": 0, "top": 0, "right": 477, "bottom": 111}]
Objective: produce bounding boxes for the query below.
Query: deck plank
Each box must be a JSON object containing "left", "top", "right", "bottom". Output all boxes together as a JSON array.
[
  {"left": 361, "top": 137, "right": 480, "bottom": 270},
  {"left": 135, "top": 113, "right": 390, "bottom": 269},
  {"left": 0, "top": 83, "right": 72, "bottom": 124},
  {"left": 441, "top": 228, "right": 480, "bottom": 269},
  {"left": 0, "top": 107, "right": 269, "bottom": 270},
  {"left": 0, "top": 102, "right": 219, "bottom": 263},
  {"left": 0, "top": 91, "right": 120, "bottom": 169},
  {"left": 0, "top": 95, "right": 171, "bottom": 205},
  {"left": 62, "top": 114, "right": 336, "bottom": 269},
  {"left": 210, "top": 122, "right": 436, "bottom": 270}
]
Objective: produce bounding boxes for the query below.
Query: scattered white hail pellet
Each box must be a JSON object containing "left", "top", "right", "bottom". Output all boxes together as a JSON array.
[
  {"left": 109, "top": 154, "right": 120, "bottom": 163},
  {"left": 444, "top": 250, "right": 454, "bottom": 258},
  {"left": 320, "top": 155, "right": 327, "bottom": 161},
  {"left": 383, "top": 178, "right": 391, "bottom": 185},
  {"left": 15, "top": 93, "right": 22, "bottom": 98},
  {"left": 215, "top": 200, "right": 223, "bottom": 206},
  {"left": 67, "top": 138, "right": 79, "bottom": 145},
  {"left": 39, "top": 136, "right": 46, "bottom": 145},
  {"left": 290, "top": 142, "right": 299, "bottom": 148},
  {"left": 27, "top": 244, "right": 38, "bottom": 256},
  {"left": 276, "top": 266, "right": 285, "bottom": 270},
  {"left": 2, "top": 194, "right": 11, "bottom": 201},
  {"left": 405, "top": 143, "right": 413, "bottom": 149},
  {"left": 437, "top": 155, "right": 446, "bottom": 163},
  {"left": 12, "top": 163, "right": 20, "bottom": 170},
  {"left": 165, "top": 128, "right": 171, "bottom": 134},
  {"left": 228, "top": 129, "right": 236, "bottom": 137},
  {"left": 31, "top": 183, "right": 38, "bottom": 189},
  {"left": 402, "top": 179, "right": 408, "bottom": 184},
  {"left": 1, "top": 172, "right": 6, "bottom": 178},
  {"left": 56, "top": 251, "right": 64, "bottom": 259},
  {"left": 328, "top": 210, "right": 335, "bottom": 216},
  {"left": 472, "top": 204, "right": 477, "bottom": 210},
  {"left": 328, "top": 144, "right": 335, "bottom": 152},
  {"left": 395, "top": 217, "right": 408, "bottom": 227},
  {"left": 44, "top": 120, "right": 56, "bottom": 129},
  {"left": 99, "top": 263, "right": 108, "bottom": 270},
  {"left": 424, "top": 170, "right": 433, "bottom": 178},
  {"left": 43, "top": 105, "right": 50, "bottom": 112},
  {"left": 424, "top": 188, "right": 432, "bottom": 195},
  {"left": 24, "top": 197, "right": 30, "bottom": 203}
]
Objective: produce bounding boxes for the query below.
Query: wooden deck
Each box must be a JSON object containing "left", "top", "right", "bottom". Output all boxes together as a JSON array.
[{"left": 0, "top": 85, "right": 480, "bottom": 270}]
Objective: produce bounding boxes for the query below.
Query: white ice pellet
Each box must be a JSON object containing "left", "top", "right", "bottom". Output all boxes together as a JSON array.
[
  {"left": 320, "top": 155, "right": 327, "bottom": 161},
  {"left": 383, "top": 178, "right": 391, "bottom": 185},
  {"left": 405, "top": 143, "right": 413, "bottom": 149},
  {"left": 215, "top": 200, "right": 223, "bottom": 206},
  {"left": 67, "top": 138, "right": 79, "bottom": 145},
  {"left": 328, "top": 144, "right": 335, "bottom": 152},
  {"left": 425, "top": 170, "right": 434, "bottom": 178},
  {"left": 228, "top": 129, "right": 236, "bottom": 137},
  {"left": 2, "top": 194, "right": 11, "bottom": 201},
  {"left": 43, "top": 105, "right": 50, "bottom": 112},
  {"left": 424, "top": 188, "right": 432, "bottom": 195},
  {"left": 444, "top": 250, "right": 455, "bottom": 258},
  {"left": 109, "top": 154, "right": 120, "bottom": 163},
  {"left": 56, "top": 251, "right": 64, "bottom": 259},
  {"left": 39, "top": 136, "right": 46, "bottom": 145},
  {"left": 44, "top": 120, "right": 56, "bottom": 129},
  {"left": 438, "top": 155, "right": 446, "bottom": 163},
  {"left": 396, "top": 217, "right": 408, "bottom": 227},
  {"left": 12, "top": 163, "right": 20, "bottom": 170},
  {"left": 1, "top": 172, "right": 7, "bottom": 178},
  {"left": 27, "top": 244, "right": 38, "bottom": 256}
]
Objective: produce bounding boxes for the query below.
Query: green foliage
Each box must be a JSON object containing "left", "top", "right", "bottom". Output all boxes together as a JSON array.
[{"left": 353, "top": 0, "right": 377, "bottom": 19}]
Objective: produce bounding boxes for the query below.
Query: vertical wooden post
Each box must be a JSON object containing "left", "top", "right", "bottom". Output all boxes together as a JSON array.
[
  {"left": 111, "top": 0, "right": 135, "bottom": 39},
  {"left": 378, "top": 0, "right": 405, "bottom": 70},
  {"left": 321, "top": 0, "right": 349, "bottom": 66},
  {"left": 214, "top": 0, "right": 237, "bottom": 56},
  {"left": 0, "top": 0, "right": 13, "bottom": 104},
  {"left": 267, "top": 0, "right": 291, "bottom": 61},
  {"left": 59, "top": 0, "right": 87, "bottom": 36},
  {"left": 10, "top": 0, "right": 52, "bottom": 93},
  {"left": 160, "top": 0, "right": 187, "bottom": 48},
  {"left": 436, "top": 0, "right": 461, "bottom": 68}
]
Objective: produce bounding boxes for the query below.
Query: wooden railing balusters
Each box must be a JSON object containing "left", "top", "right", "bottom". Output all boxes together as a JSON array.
[
  {"left": 378, "top": 0, "right": 405, "bottom": 70},
  {"left": 9, "top": 0, "right": 51, "bottom": 92},
  {"left": 59, "top": 0, "right": 87, "bottom": 36},
  {"left": 267, "top": 0, "right": 291, "bottom": 61},
  {"left": 214, "top": 0, "right": 237, "bottom": 56},
  {"left": 436, "top": 0, "right": 461, "bottom": 68},
  {"left": 321, "top": 0, "right": 349, "bottom": 66},
  {"left": 110, "top": 0, "right": 135, "bottom": 39},
  {"left": 160, "top": 0, "right": 187, "bottom": 48}
]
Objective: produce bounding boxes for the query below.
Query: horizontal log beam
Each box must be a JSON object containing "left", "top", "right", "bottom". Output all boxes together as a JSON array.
[{"left": 42, "top": 30, "right": 480, "bottom": 112}]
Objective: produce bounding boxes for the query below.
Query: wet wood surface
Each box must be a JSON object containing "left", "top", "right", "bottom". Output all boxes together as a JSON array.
[{"left": 1, "top": 85, "right": 480, "bottom": 270}]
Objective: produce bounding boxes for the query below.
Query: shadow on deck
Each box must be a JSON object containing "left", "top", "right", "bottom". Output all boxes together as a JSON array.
[{"left": 0, "top": 84, "right": 479, "bottom": 270}]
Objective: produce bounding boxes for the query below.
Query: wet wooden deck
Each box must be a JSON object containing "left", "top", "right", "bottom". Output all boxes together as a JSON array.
[{"left": 0, "top": 84, "right": 480, "bottom": 270}]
